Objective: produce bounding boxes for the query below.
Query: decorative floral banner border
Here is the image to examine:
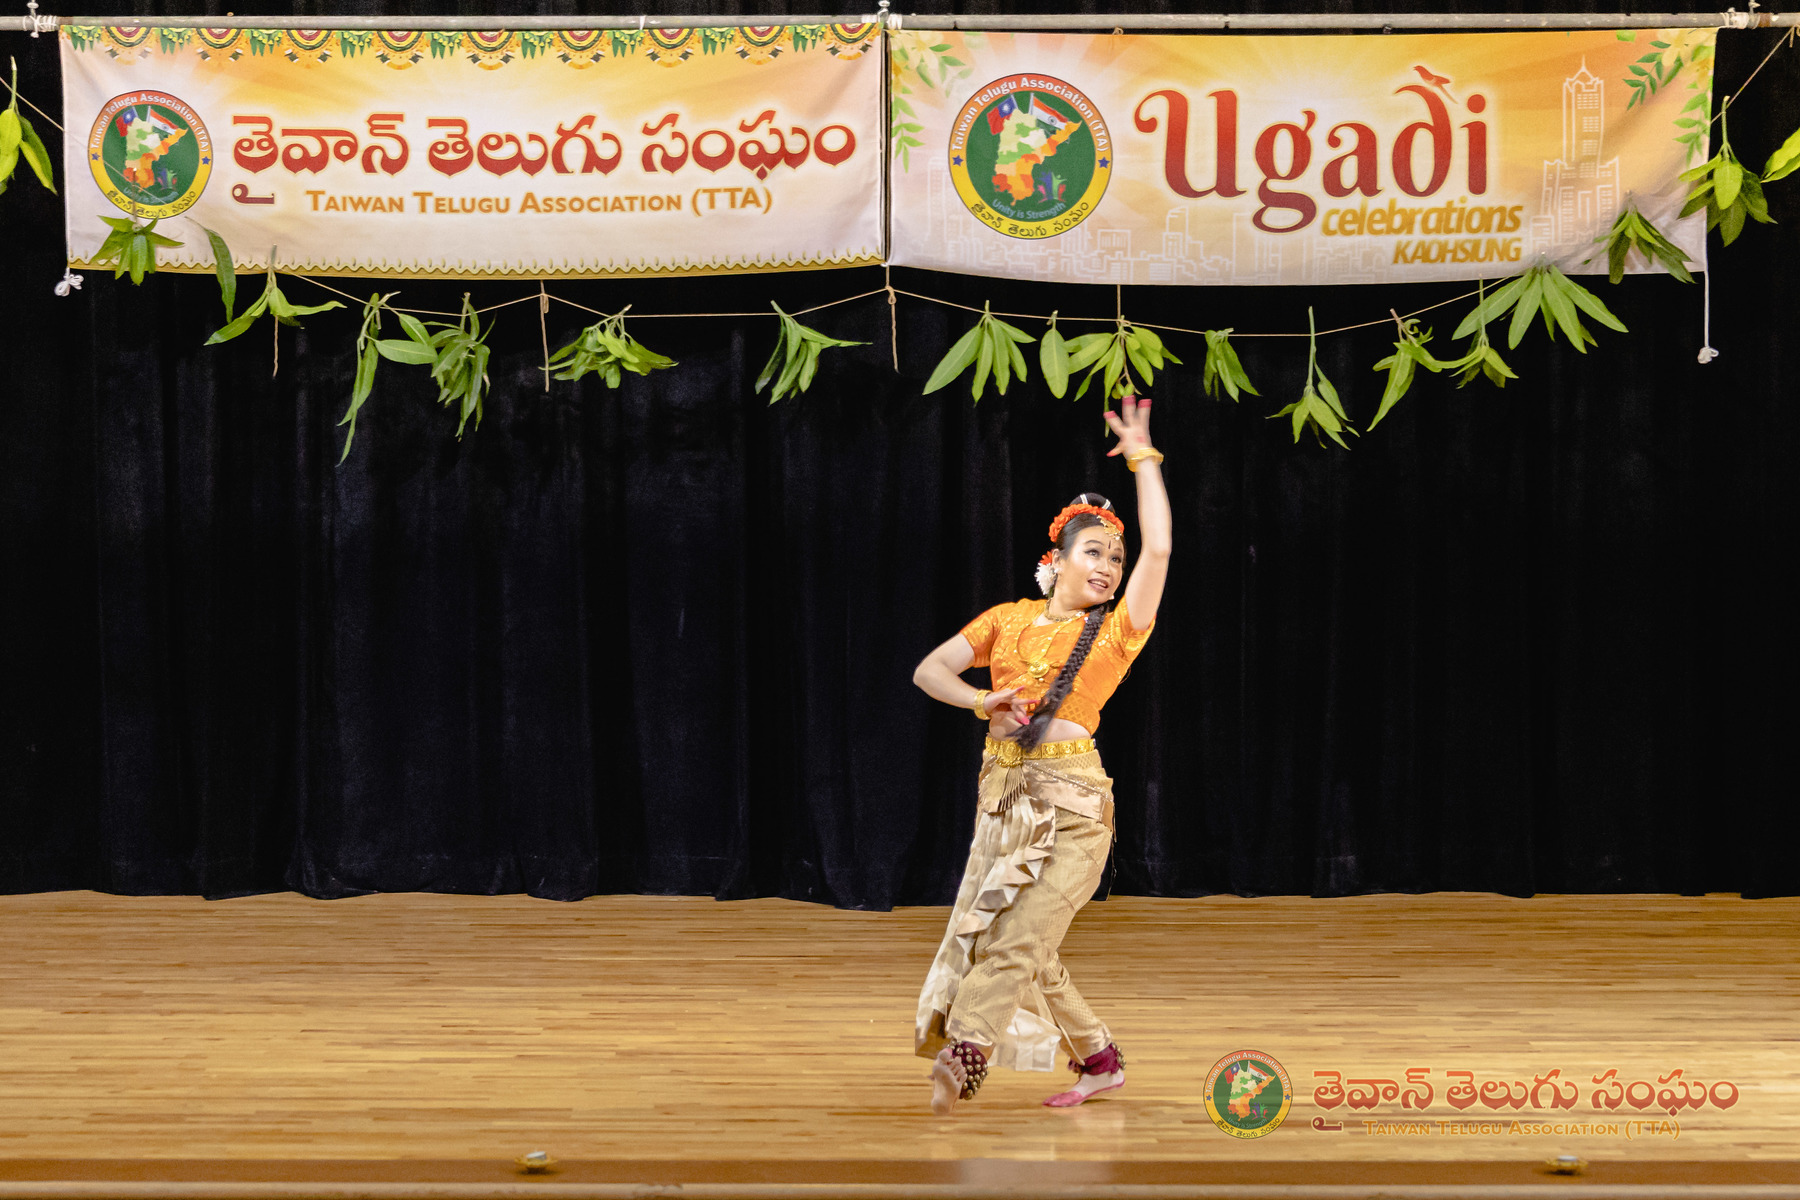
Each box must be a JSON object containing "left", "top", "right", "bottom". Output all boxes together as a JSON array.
[{"left": 60, "top": 23, "right": 879, "bottom": 70}]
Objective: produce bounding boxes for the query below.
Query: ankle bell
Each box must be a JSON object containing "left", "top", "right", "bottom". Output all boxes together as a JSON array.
[
  {"left": 1069, "top": 1043, "right": 1125, "bottom": 1076},
  {"left": 949, "top": 1041, "right": 989, "bottom": 1100}
]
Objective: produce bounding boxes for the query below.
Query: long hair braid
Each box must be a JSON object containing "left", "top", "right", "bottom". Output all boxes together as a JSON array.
[{"left": 1012, "top": 601, "right": 1109, "bottom": 751}]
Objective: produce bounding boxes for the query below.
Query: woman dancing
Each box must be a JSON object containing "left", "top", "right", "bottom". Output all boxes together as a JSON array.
[{"left": 911, "top": 393, "right": 1169, "bottom": 1115}]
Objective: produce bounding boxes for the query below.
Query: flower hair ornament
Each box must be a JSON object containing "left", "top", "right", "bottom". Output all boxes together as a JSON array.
[{"left": 1037, "top": 501, "right": 1126, "bottom": 595}]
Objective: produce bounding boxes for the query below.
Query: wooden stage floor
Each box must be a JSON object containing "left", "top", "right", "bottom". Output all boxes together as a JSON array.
[{"left": 1, "top": 891, "right": 1796, "bottom": 1199}]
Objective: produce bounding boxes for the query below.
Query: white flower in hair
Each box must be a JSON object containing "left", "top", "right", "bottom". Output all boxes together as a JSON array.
[{"left": 1035, "top": 559, "right": 1057, "bottom": 596}]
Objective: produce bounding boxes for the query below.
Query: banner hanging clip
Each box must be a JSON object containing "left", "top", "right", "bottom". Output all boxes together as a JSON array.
[{"left": 26, "top": 0, "right": 54, "bottom": 36}]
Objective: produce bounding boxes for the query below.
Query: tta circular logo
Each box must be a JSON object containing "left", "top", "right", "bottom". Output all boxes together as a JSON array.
[
  {"left": 88, "top": 91, "right": 213, "bottom": 220},
  {"left": 1204, "top": 1050, "right": 1293, "bottom": 1138},
  {"left": 947, "top": 74, "right": 1110, "bottom": 239}
]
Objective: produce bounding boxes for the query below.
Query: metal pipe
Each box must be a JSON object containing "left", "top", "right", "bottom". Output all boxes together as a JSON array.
[{"left": 0, "top": 10, "right": 1790, "bottom": 33}]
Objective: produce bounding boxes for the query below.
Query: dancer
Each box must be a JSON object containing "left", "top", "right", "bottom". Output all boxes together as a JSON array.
[{"left": 911, "top": 393, "right": 1169, "bottom": 1115}]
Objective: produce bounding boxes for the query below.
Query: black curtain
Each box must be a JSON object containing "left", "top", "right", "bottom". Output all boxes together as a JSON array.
[{"left": 2, "top": 0, "right": 1793, "bottom": 905}]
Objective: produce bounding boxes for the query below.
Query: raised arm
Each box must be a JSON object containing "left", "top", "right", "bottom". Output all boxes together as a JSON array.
[{"left": 1105, "top": 394, "right": 1170, "bottom": 630}]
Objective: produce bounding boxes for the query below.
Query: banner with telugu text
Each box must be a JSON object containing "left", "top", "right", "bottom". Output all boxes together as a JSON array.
[
  {"left": 888, "top": 29, "right": 1714, "bottom": 285},
  {"left": 60, "top": 24, "right": 884, "bottom": 278}
]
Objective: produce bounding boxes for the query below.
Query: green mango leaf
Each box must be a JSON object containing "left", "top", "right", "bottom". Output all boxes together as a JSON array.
[
  {"left": 1039, "top": 320, "right": 1071, "bottom": 398},
  {"left": 755, "top": 323, "right": 790, "bottom": 394},
  {"left": 1506, "top": 270, "right": 1545, "bottom": 349},
  {"left": 923, "top": 323, "right": 982, "bottom": 394},
  {"left": 1715, "top": 156, "right": 1743, "bottom": 211},
  {"left": 202, "top": 226, "right": 236, "bottom": 319},
  {"left": 1719, "top": 197, "right": 1748, "bottom": 245},
  {"left": 1763, "top": 126, "right": 1800, "bottom": 182},
  {"left": 205, "top": 292, "right": 271, "bottom": 345},
  {"left": 374, "top": 338, "right": 436, "bottom": 364},
  {"left": 16, "top": 113, "right": 55, "bottom": 192},
  {"left": 1452, "top": 273, "right": 1530, "bottom": 339},
  {"left": 1538, "top": 274, "right": 1589, "bottom": 351},
  {"left": 1557, "top": 268, "right": 1628, "bottom": 333},
  {"left": 971, "top": 326, "right": 994, "bottom": 401},
  {"left": 991, "top": 324, "right": 1012, "bottom": 394},
  {"left": 1066, "top": 332, "right": 1112, "bottom": 372}
]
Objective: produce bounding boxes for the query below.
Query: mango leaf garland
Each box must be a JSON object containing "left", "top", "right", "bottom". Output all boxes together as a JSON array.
[
  {"left": 1271, "top": 309, "right": 1354, "bottom": 450},
  {"left": 205, "top": 265, "right": 343, "bottom": 347},
  {"left": 94, "top": 216, "right": 183, "bottom": 285},
  {"left": 922, "top": 302, "right": 1033, "bottom": 401},
  {"left": 1368, "top": 318, "right": 1446, "bottom": 430},
  {"left": 1201, "top": 329, "right": 1259, "bottom": 402},
  {"left": 1451, "top": 260, "right": 1626, "bottom": 354},
  {"left": 1587, "top": 202, "right": 1695, "bottom": 284},
  {"left": 2, "top": 59, "right": 55, "bottom": 196},
  {"left": 1679, "top": 113, "right": 1774, "bottom": 246},
  {"left": 548, "top": 309, "right": 675, "bottom": 390},
  {"left": 755, "top": 302, "right": 866, "bottom": 404}
]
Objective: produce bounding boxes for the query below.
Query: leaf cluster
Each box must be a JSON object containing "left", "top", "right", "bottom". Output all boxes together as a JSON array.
[
  {"left": 548, "top": 309, "right": 675, "bottom": 390},
  {"left": 1272, "top": 309, "right": 1354, "bottom": 450},
  {"left": 94, "top": 215, "right": 182, "bottom": 285},
  {"left": 338, "top": 292, "right": 437, "bottom": 462},
  {"left": 1201, "top": 329, "right": 1258, "bottom": 402},
  {"left": 1451, "top": 260, "right": 1626, "bottom": 354},
  {"left": 1055, "top": 320, "right": 1180, "bottom": 402},
  {"left": 1369, "top": 319, "right": 1443, "bottom": 430},
  {"left": 923, "top": 303, "right": 1033, "bottom": 400},
  {"left": 1588, "top": 202, "right": 1695, "bottom": 283},
  {"left": 206, "top": 264, "right": 343, "bottom": 346},
  {"left": 1439, "top": 314, "right": 1517, "bottom": 391},
  {"left": 423, "top": 295, "right": 494, "bottom": 437},
  {"left": 756, "top": 302, "right": 865, "bottom": 403},
  {"left": 1, "top": 59, "right": 56, "bottom": 198},
  {"left": 1680, "top": 128, "right": 1773, "bottom": 246}
]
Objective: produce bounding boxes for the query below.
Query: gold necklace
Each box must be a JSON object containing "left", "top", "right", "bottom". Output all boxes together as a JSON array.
[{"left": 1017, "top": 602, "right": 1086, "bottom": 681}]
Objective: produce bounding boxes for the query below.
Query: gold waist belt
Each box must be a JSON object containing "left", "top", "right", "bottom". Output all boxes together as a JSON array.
[{"left": 983, "top": 735, "right": 1096, "bottom": 768}]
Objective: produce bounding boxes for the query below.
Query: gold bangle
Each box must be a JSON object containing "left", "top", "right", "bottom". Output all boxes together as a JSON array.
[
  {"left": 1125, "top": 446, "right": 1164, "bottom": 473},
  {"left": 970, "top": 689, "right": 991, "bottom": 720}
]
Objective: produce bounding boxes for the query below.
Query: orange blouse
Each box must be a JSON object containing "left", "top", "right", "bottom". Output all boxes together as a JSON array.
[{"left": 959, "top": 598, "right": 1155, "bottom": 734}]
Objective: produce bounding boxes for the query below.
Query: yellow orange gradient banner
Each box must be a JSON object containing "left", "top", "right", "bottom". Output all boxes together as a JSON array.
[
  {"left": 888, "top": 29, "right": 1714, "bottom": 285},
  {"left": 60, "top": 24, "right": 884, "bottom": 278}
]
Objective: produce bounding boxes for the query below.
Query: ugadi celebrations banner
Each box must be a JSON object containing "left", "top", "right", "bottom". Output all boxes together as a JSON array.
[
  {"left": 59, "top": 24, "right": 884, "bottom": 277},
  {"left": 887, "top": 29, "right": 1715, "bottom": 285}
]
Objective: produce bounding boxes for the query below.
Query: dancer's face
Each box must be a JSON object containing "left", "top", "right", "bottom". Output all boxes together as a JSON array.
[{"left": 1054, "top": 527, "right": 1124, "bottom": 609}]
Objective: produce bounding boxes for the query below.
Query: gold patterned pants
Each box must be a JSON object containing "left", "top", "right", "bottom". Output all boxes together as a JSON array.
[{"left": 944, "top": 802, "right": 1116, "bottom": 1062}]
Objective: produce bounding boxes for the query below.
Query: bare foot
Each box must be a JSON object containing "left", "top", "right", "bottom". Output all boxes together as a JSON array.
[{"left": 930, "top": 1047, "right": 966, "bottom": 1115}]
